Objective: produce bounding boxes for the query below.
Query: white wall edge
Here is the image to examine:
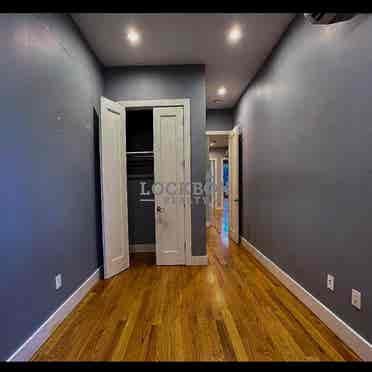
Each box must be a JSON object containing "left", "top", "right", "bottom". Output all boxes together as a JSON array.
[
  {"left": 240, "top": 236, "right": 372, "bottom": 361},
  {"left": 7, "top": 267, "right": 101, "bottom": 362},
  {"left": 190, "top": 255, "right": 209, "bottom": 266}
]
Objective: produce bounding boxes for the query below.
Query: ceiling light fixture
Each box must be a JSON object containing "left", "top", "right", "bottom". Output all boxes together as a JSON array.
[
  {"left": 127, "top": 28, "right": 141, "bottom": 45},
  {"left": 227, "top": 25, "right": 242, "bottom": 44},
  {"left": 217, "top": 86, "right": 227, "bottom": 96}
]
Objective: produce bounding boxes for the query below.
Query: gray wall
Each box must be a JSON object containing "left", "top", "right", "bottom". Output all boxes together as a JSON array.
[
  {"left": 0, "top": 14, "right": 103, "bottom": 360},
  {"left": 104, "top": 65, "right": 206, "bottom": 256},
  {"left": 235, "top": 14, "right": 372, "bottom": 343},
  {"left": 206, "top": 109, "right": 233, "bottom": 131}
]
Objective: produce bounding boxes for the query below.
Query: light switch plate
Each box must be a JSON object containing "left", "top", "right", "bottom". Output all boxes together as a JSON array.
[
  {"left": 327, "top": 274, "right": 335, "bottom": 291},
  {"left": 55, "top": 274, "right": 62, "bottom": 290},
  {"left": 351, "top": 289, "right": 361, "bottom": 310}
]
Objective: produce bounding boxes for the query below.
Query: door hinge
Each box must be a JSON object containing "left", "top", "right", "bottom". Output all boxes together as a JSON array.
[{"left": 182, "top": 160, "right": 185, "bottom": 168}]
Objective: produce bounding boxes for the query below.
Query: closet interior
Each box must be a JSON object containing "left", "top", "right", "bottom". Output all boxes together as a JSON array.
[{"left": 126, "top": 108, "right": 156, "bottom": 256}]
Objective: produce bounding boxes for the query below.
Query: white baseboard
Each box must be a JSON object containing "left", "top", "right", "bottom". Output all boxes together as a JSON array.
[
  {"left": 130, "top": 244, "right": 155, "bottom": 253},
  {"left": 7, "top": 267, "right": 101, "bottom": 362},
  {"left": 240, "top": 236, "right": 372, "bottom": 361},
  {"left": 190, "top": 255, "right": 208, "bottom": 266}
]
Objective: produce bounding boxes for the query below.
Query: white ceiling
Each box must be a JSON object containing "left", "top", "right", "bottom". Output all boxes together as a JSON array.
[{"left": 72, "top": 13, "right": 295, "bottom": 108}]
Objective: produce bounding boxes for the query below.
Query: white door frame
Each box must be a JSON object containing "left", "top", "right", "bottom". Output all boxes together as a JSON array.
[
  {"left": 206, "top": 130, "right": 238, "bottom": 236},
  {"left": 228, "top": 126, "right": 240, "bottom": 243},
  {"left": 118, "top": 99, "right": 192, "bottom": 266},
  {"left": 206, "top": 130, "right": 231, "bottom": 212}
]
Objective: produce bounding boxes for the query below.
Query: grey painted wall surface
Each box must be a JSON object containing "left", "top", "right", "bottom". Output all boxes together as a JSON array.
[
  {"left": 206, "top": 109, "right": 233, "bottom": 131},
  {"left": 0, "top": 14, "right": 103, "bottom": 360},
  {"left": 104, "top": 65, "right": 206, "bottom": 256},
  {"left": 235, "top": 15, "right": 372, "bottom": 343}
]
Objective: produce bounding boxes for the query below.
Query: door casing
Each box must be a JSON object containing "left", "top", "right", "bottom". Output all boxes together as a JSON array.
[{"left": 228, "top": 126, "right": 240, "bottom": 243}]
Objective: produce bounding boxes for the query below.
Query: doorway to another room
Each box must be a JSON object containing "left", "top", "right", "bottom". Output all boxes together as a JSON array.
[
  {"left": 207, "top": 134, "right": 229, "bottom": 235},
  {"left": 206, "top": 128, "right": 240, "bottom": 247}
]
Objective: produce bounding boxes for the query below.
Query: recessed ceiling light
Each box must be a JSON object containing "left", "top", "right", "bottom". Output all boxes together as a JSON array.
[
  {"left": 127, "top": 28, "right": 141, "bottom": 45},
  {"left": 227, "top": 25, "right": 242, "bottom": 44},
  {"left": 217, "top": 86, "right": 227, "bottom": 96}
]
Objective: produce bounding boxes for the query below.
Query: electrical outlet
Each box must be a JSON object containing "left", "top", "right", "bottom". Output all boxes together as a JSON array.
[
  {"left": 327, "top": 274, "right": 335, "bottom": 291},
  {"left": 55, "top": 274, "right": 62, "bottom": 290},
  {"left": 351, "top": 289, "right": 361, "bottom": 310}
]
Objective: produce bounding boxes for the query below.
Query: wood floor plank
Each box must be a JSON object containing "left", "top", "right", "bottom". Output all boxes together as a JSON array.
[{"left": 32, "top": 208, "right": 360, "bottom": 361}]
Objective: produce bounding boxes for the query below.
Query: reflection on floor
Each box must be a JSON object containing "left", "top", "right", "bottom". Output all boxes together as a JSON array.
[
  {"left": 33, "top": 203, "right": 359, "bottom": 361},
  {"left": 211, "top": 198, "right": 230, "bottom": 264}
]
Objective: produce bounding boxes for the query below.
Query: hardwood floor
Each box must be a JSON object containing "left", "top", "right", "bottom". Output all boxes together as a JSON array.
[{"left": 32, "top": 204, "right": 359, "bottom": 361}]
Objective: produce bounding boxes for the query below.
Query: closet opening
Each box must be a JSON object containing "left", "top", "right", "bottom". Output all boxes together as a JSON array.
[
  {"left": 100, "top": 97, "right": 192, "bottom": 278},
  {"left": 126, "top": 108, "right": 156, "bottom": 265}
]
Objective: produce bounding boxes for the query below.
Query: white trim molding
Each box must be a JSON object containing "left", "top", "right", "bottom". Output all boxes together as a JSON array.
[
  {"left": 240, "top": 237, "right": 372, "bottom": 361},
  {"left": 7, "top": 268, "right": 101, "bottom": 362},
  {"left": 190, "top": 255, "right": 208, "bottom": 266}
]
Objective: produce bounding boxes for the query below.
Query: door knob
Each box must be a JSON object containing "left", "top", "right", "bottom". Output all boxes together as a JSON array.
[
  {"left": 234, "top": 198, "right": 239, "bottom": 202},
  {"left": 157, "top": 206, "right": 164, "bottom": 213}
]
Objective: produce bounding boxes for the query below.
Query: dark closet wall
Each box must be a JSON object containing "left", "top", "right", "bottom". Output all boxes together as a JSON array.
[
  {"left": 206, "top": 109, "right": 234, "bottom": 131},
  {"left": 235, "top": 15, "right": 372, "bottom": 343},
  {"left": 0, "top": 14, "right": 103, "bottom": 360},
  {"left": 104, "top": 65, "right": 207, "bottom": 256}
]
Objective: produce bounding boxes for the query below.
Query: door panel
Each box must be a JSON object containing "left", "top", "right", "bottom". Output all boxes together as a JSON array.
[
  {"left": 229, "top": 127, "right": 240, "bottom": 243},
  {"left": 100, "top": 97, "right": 129, "bottom": 278},
  {"left": 154, "top": 107, "right": 185, "bottom": 265}
]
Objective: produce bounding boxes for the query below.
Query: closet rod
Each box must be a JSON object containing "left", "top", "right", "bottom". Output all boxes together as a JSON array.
[{"left": 126, "top": 151, "right": 154, "bottom": 155}]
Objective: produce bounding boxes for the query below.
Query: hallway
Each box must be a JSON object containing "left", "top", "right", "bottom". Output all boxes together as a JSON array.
[{"left": 31, "top": 208, "right": 358, "bottom": 361}]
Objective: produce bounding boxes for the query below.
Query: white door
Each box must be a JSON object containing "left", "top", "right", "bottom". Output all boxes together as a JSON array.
[
  {"left": 229, "top": 126, "right": 240, "bottom": 243},
  {"left": 100, "top": 97, "right": 129, "bottom": 278},
  {"left": 154, "top": 107, "right": 185, "bottom": 265}
]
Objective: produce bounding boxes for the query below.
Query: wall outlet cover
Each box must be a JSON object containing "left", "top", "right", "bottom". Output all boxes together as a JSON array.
[
  {"left": 327, "top": 274, "right": 335, "bottom": 291},
  {"left": 55, "top": 274, "right": 62, "bottom": 290},
  {"left": 351, "top": 289, "right": 361, "bottom": 310}
]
